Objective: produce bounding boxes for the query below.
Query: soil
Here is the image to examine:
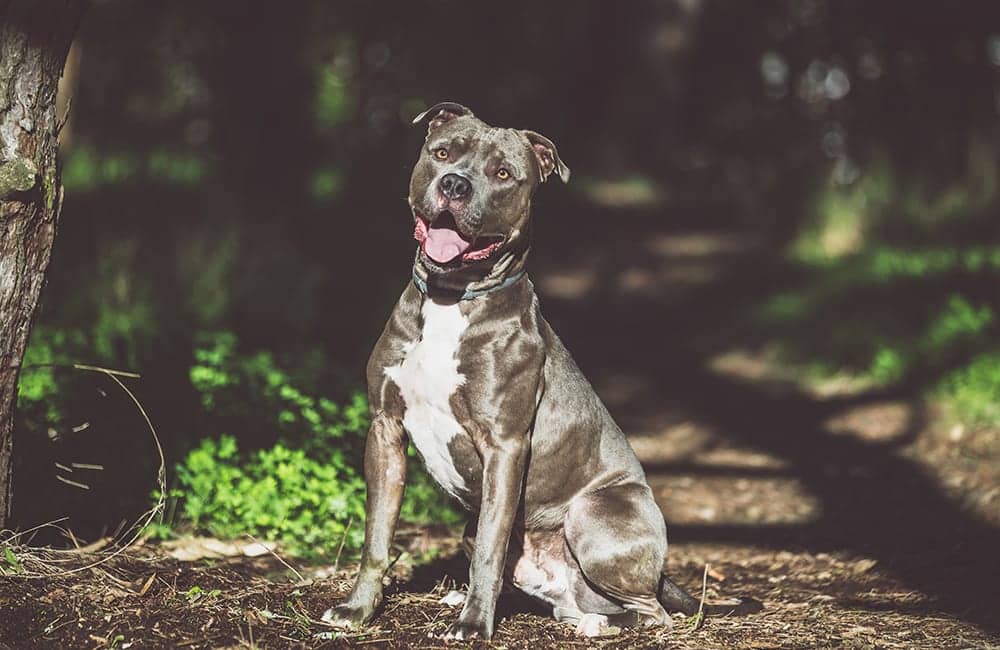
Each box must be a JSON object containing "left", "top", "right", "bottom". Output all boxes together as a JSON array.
[
  {"left": 3, "top": 223, "right": 999, "bottom": 649},
  {"left": 0, "top": 529, "right": 997, "bottom": 649}
]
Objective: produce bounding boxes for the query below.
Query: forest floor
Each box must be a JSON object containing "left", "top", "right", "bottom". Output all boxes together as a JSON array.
[
  {"left": 3, "top": 222, "right": 1000, "bottom": 649},
  {"left": 1, "top": 406, "right": 997, "bottom": 650}
]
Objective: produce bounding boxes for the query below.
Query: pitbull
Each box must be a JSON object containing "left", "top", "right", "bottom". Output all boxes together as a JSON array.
[{"left": 324, "top": 102, "right": 742, "bottom": 640}]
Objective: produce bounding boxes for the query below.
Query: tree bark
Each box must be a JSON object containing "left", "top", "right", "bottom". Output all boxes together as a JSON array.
[{"left": 0, "top": 0, "right": 85, "bottom": 530}]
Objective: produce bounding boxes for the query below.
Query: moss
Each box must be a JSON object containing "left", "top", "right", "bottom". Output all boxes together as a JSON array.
[
  {"left": 41, "top": 167, "right": 57, "bottom": 211},
  {"left": 0, "top": 157, "right": 37, "bottom": 198}
]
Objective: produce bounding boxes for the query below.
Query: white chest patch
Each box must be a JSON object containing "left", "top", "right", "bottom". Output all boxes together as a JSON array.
[{"left": 384, "top": 300, "right": 469, "bottom": 498}]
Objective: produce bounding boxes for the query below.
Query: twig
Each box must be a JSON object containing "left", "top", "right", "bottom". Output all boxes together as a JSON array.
[
  {"left": 70, "top": 463, "right": 104, "bottom": 471},
  {"left": 68, "top": 537, "right": 111, "bottom": 554},
  {"left": 19, "top": 362, "right": 140, "bottom": 378},
  {"left": 244, "top": 533, "right": 305, "bottom": 583},
  {"left": 332, "top": 517, "right": 353, "bottom": 575},
  {"left": 0, "top": 516, "right": 69, "bottom": 544},
  {"left": 696, "top": 563, "right": 709, "bottom": 631},
  {"left": 72, "top": 363, "right": 141, "bottom": 378},
  {"left": 6, "top": 364, "right": 166, "bottom": 578},
  {"left": 55, "top": 475, "right": 90, "bottom": 490}
]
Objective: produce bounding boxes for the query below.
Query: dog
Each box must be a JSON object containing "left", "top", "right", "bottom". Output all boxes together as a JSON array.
[{"left": 324, "top": 102, "right": 751, "bottom": 639}]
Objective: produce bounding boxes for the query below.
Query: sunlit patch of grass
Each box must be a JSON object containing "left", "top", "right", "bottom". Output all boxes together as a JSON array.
[
  {"left": 750, "top": 235, "right": 1000, "bottom": 424},
  {"left": 937, "top": 351, "right": 1000, "bottom": 426},
  {"left": 868, "top": 246, "right": 1000, "bottom": 280},
  {"left": 793, "top": 162, "right": 895, "bottom": 263},
  {"left": 793, "top": 147, "right": 998, "bottom": 265}
]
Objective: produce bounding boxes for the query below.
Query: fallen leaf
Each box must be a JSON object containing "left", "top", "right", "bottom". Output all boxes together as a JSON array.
[
  {"left": 137, "top": 573, "right": 156, "bottom": 596},
  {"left": 852, "top": 558, "right": 878, "bottom": 574}
]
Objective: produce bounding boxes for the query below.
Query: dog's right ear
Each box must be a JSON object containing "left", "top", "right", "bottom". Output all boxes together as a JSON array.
[{"left": 412, "top": 101, "right": 473, "bottom": 133}]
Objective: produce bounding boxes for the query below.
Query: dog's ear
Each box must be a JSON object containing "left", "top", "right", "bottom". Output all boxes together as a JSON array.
[
  {"left": 412, "top": 101, "right": 473, "bottom": 133},
  {"left": 524, "top": 130, "right": 570, "bottom": 183}
]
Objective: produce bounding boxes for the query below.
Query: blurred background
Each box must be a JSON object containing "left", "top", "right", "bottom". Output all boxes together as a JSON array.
[{"left": 10, "top": 0, "right": 1000, "bottom": 624}]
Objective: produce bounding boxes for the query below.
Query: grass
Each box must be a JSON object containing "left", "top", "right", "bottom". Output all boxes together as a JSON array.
[{"left": 748, "top": 158, "right": 1000, "bottom": 426}]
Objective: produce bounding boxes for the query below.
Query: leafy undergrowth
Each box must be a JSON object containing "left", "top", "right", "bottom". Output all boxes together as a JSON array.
[
  {"left": 146, "top": 332, "right": 461, "bottom": 560},
  {"left": 748, "top": 164, "right": 1000, "bottom": 428}
]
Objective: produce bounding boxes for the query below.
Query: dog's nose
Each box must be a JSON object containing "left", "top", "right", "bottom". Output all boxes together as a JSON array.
[{"left": 439, "top": 173, "right": 471, "bottom": 200}]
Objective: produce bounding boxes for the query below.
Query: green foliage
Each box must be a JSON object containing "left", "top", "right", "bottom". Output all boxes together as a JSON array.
[
  {"left": 172, "top": 434, "right": 366, "bottom": 556},
  {"left": 753, "top": 152, "right": 1000, "bottom": 425},
  {"left": 794, "top": 163, "right": 895, "bottom": 262},
  {"left": 16, "top": 326, "right": 89, "bottom": 425},
  {"left": 937, "top": 352, "right": 1000, "bottom": 426},
  {"left": 183, "top": 585, "right": 222, "bottom": 604},
  {"left": 63, "top": 143, "right": 207, "bottom": 193},
  {"left": 868, "top": 246, "right": 1000, "bottom": 280},
  {"left": 314, "top": 67, "right": 352, "bottom": 132},
  {"left": 2, "top": 546, "right": 22, "bottom": 575},
  {"left": 794, "top": 151, "right": 998, "bottom": 264},
  {"left": 163, "top": 332, "right": 460, "bottom": 558}
]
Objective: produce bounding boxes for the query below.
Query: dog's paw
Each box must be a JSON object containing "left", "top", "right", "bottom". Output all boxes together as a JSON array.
[
  {"left": 438, "top": 590, "right": 466, "bottom": 607},
  {"left": 321, "top": 603, "right": 372, "bottom": 629},
  {"left": 573, "top": 613, "right": 606, "bottom": 637},
  {"left": 441, "top": 616, "right": 492, "bottom": 640}
]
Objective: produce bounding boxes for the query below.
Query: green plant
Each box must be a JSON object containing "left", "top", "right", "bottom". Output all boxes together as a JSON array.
[
  {"left": 2, "top": 546, "right": 22, "bottom": 575},
  {"left": 162, "top": 332, "right": 460, "bottom": 558},
  {"left": 183, "top": 585, "right": 221, "bottom": 604},
  {"left": 937, "top": 352, "right": 1000, "bottom": 425}
]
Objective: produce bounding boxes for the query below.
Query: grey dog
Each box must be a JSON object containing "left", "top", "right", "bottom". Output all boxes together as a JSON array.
[{"left": 324, "top": 102, "right": 751, "bottom": 640}]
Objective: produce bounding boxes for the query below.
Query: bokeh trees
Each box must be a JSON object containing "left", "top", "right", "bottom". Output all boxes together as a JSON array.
[{"left": 8, "top": 0, "right": 1000, "bottom": 543}]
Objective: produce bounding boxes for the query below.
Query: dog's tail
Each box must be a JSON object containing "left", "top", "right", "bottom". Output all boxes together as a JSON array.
[{"left": 658, "top": 572, "right": 764, "bottom": 617}]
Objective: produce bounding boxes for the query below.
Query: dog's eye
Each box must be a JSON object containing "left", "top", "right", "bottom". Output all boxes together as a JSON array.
[
  {"left": 433, "top": 148, "right": 449, "bottom": 161},
  {"left": 496, "top": 168, "right": 510, "bottom": 180}
]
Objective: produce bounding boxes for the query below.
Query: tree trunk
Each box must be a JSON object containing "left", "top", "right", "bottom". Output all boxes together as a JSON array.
[{"left": 0, "top": 0, "right": 85, "bottom": 530}]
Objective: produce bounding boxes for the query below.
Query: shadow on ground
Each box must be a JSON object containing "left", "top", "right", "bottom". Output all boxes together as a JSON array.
[{"left": 512, "top": 193, "right": 1000, "bottom": 636}]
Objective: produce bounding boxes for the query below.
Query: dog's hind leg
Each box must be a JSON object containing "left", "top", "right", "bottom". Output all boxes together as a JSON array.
[{"left": 563, "top": 482, "right": 672, "bottom": 628}]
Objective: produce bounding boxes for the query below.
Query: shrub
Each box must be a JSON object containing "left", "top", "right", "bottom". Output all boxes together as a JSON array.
[{"left": 159, "top": 332, "right": 461, "bottom": 558}]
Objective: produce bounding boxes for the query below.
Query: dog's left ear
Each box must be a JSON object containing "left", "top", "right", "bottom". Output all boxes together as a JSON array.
[
  {"left": 412, "top": 101, "right": 473, "bottom": 133},
  {"left": 524, "top": 130, "right": 570, "bottom": 183}
]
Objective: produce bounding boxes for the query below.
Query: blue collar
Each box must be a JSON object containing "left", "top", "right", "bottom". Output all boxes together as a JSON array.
[{"left": 412, "top": 268, "right": 526, "bottom": 300}]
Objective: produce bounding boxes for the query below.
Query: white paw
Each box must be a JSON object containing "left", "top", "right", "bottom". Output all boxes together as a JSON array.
[
  {"left": 438, "top": 590, "right": 466, "bottom": 607},
  {"left": 321, "top": 605, "right": 367, "bottom": 629},
  {"left": 320, "top": 608, "right": 341, "bottom": 625},
  {"left": 575, "top": 613, "right": 609, "bottom": 637}
]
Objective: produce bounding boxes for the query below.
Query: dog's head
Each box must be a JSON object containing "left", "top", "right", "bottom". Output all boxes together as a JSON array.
[{"left": 408, "top": 102, "right": 569, "bottom": 274}]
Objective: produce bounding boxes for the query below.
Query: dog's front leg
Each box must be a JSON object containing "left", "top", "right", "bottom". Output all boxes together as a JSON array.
[
  {"left": 444, "top": 434, "right": 529, "bottom": 640},
  {"left": 323, "top": 413, "right": 407, "bottom": 628}
]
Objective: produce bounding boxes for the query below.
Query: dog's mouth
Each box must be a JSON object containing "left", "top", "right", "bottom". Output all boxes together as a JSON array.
[{"left": 413, "top": 210, "right": 504, "bottom": 265}]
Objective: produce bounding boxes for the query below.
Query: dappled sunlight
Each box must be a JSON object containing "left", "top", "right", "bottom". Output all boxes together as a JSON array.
[
  {"left": 5, "top": 1, "right": 999, "bottom": 645},
  {"left": 534, "top": 267, "right": 598, "bottom": 301},
  {"left": 822, "top": 401, "right": 915, "bottom": 444},
  {"left": 574, "top": 174, "right": 668, "bottom": 209},
  {"left": 655, "top": 475, "right": 821, "bottom": 527}
]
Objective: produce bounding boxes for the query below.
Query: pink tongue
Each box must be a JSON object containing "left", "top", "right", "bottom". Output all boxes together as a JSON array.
[{"left": 424, "top": 227, "right": 472, "bottom": 263}]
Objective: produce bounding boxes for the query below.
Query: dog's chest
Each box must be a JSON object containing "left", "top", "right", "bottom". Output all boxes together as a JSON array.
[{"left": 384, "top": 300, "right": 469, "bottom": 499}]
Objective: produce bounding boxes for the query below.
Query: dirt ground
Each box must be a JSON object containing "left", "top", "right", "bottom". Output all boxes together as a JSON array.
[{"left": 3, "top": 223, "right": 999, "bottom": 648}]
